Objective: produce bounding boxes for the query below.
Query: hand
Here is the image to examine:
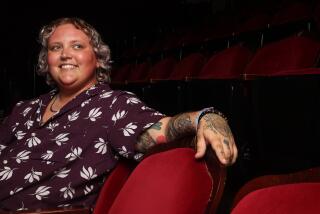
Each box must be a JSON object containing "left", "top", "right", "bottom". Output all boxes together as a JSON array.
[{"left": 195, "top": 113, "right": 237, "bottom": 165}]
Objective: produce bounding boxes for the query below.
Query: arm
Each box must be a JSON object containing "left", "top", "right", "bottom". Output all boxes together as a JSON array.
[{"left": 136, "top": 110, "right": 237, "bottom": 165}]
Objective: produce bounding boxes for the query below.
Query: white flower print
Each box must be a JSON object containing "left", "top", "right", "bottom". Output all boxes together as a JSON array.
[
  {"left": 0, "top": 166, "right": 15, "bottom": 180},
  {"left": 58, "top": 204, "right": 71, "bottom": 208},
  {"left": 24, "top": 168, "right": 42, "bottom": 183},
  {"left": 65, "top": 147, "right": 82, "bottom": 161},
  {"left": 111, "top": 110, "right": 127, "bottom": 124},
  {"left": 26, "top": 133, "right": 41, "bottom": 148},
  {"left": 86, "top": 107, "right": 102, "bottom": 121},
  {"left": 10, "top": 187, "right": 23, "bottom": 195},
  {"left": 110, "top": 97, "right": 118, "bottom": 108},
  {"left": 41, "top": 150, "right": 54, "bottom": 164},
  {"left": 16, "top": 202, "right": 27, "bottom": 211},
  {"left": 80, "top": 166, "right": 97, "bottom": 180},
  {"left": 21, "top": 107, "right": 32, "bottom": 117},
  {"left": 143, "top": 123, "right": 154, "bottom": 129},
  {"left": 24, "top": 119, "right": 34, "bottom": 129},
  {"left": 94, "top": 138, "right": 108, "bottom": 154},
  {"left": 126, "top": 97, "right": 141, "bottom": 104},
  {"left": 15, "top": 131, "right": 26, "bottom": 140},
  {"left": 16, "top": 101, "right": 24, "bottom": 106},
  {"left": 81, "top": 99, "right": 91, "bottom": 107},
  {"left": 11, "top": 123, "right": 19, "bottom": 132},
  {"left": 32, "top": 186, "right": 51, "bottom": 200},
  {"left": 46, "top": 122, "right": 59, "bottom": 132},
  {"left": 0, "top": 144, "right": 6, "bottom": 155},
  {"left": 68, "top": 111, "right": 80, "bottom": 122},
  {"left": 134, "top": 153, "right": 144, "bottom": 161},
  {"left": 119, "top": 146, "right": 130, "bottom": 158},
  {"left": 100, "top": 91, "right": 113, "bottom": 99},
  {"left": 141, "top": 106, "right": 152, "bottom": 110},
  {"left": 84, "top": 185, "right": 94, "bottom": 195},
  {"left": 60, "top": 183, "right": 75, "bottom": 199},
  {"left": 54, "top": 168, "right": 71, "bottom": 178},
  {"left": 122, "top": 122, "right": 137, "bottom": 136},
  {"left": 14, "top": 150, "right": 31, "bottom": 164},
  {"left": 86, "top": 85, "right": 96, "bottom": 95},
  {"left": 36, "top": 116, "right": 41, "bottom": 123},
  {"left": 52, "top": 133, "right": 70, "bottom": 146},
  {"left": 30, "top": 99, "right": 40, "bottom": 105},
  {"left": 152, "top": 112, "right": 163, "bottom": 116}
]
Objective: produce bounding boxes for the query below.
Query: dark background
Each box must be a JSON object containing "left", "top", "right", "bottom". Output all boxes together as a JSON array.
[
  {"left": 0, "top": 0, "right": 215, "bottom": 112},
  {"left": 1, "top": 1, "right": 320, "bottom": 212}
]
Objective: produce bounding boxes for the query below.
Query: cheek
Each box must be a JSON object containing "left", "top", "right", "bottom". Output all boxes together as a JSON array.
[
  {"left": 79, "top": 53, "right": 98, "bottom": 69},
  {"left": 47, "top": 53, "right": 59, "bottom": 66}
]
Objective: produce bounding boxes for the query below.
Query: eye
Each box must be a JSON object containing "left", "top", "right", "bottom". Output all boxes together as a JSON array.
[
  {"left": 48, "top": 44, "right": 61, "bottom": 52},
  {"left": 73, "top": 43, "right": 84, "bottom": 49}
]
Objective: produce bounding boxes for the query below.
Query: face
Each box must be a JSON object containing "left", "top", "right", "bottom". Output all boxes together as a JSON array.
[{"left": 47, "top": 23, "right": 99, "bottom": 92}]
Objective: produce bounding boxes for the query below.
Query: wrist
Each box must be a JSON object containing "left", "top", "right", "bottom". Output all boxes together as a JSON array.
[{"left": 194, "top": 107, "right": 227, "bottom": 129}]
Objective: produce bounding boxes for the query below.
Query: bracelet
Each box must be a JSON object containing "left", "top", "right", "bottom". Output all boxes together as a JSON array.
[{"left": 195, "top": 107, "right": 228, "bottom": 128}]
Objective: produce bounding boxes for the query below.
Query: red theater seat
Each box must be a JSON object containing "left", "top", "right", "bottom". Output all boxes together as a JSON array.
[
  {"left": 197, "top": 44, "right": 253, "bottom": 79},
  {"left": 231, "top": 167, "right": 320, "bottom": 214},
  {"left": 244, "top": 35, "right": 320, "bottom": 78},
  {"left": 169, "top": 52, "right": 206, "bottom": 80},
  {"left": 108, "top": 139, "right": 226, "bottom": 214},
  {"left": 148, "top": 57, "right": 177, "bottom": 81}
]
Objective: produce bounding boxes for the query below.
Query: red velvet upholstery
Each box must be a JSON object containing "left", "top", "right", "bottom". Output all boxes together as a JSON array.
[
  {"left": 197, "top": 45, "right": 253, "bottom": 79},
  {"left": 244, "top": 35, "right": 320, "bottom": 78},
  {"left": 148, "top": 57, "right": 177, "bottom": 81},
  {"left": 108, "top": 147, "right": 225, "bottom": 214},
  {"left": 127, "top": 62, "right": 152, "bottom": 83},
  {"left": 93, "top": 160, "right": 135, "bottom": 214},
  {"left": 231, "top": 183, "right": 320, "bottom": 214},
  {"left": 232, "top": 167, "right": 320, "bottom": 208},
  {"left": 111, "top": 63, "right": 134, "bottom": 83},
  {"left": 169, "top": 53, "right": 206, "bottom": 80}
]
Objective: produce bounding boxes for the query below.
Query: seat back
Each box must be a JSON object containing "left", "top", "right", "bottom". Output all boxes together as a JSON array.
[
  {"left": 231, "top": 166, "right": 320, "bottom": 213},
  {"left": 169, "top": 52, "right": 206, "bottom": 80},
  {"left": 148, "top": 57, "right": 177, "bottom": 81},
  {"left": 198, "top": 44, "right": 253, "bottom": 79},
  {"left": 244, "top": 35, "right": 320, "bottom": 77},
  {"left": 93, "top": 160, "right": 136, "bottom": 214},
  {"left": 232, "top": 183, "right": 320, "bottom": 214},
  {"left": 108, "top": 138, "right": 226, "bottom": 214}
]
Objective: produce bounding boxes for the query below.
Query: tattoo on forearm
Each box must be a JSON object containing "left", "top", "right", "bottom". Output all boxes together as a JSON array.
[
  {"left": 203, "top": 114, "right": 232, "bottom": 138},
  {"left": 167, "top": 113, "right": 195, "bottom": 142},
  {"left": 136, "top": 131, "right": 156, "bottom": 153},
  {"left": 150, "top": 122, "right": 162, "bottom": 130}
]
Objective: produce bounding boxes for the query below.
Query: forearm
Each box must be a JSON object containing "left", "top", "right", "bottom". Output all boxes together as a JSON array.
[{"left": 135, "top": 112, "right": 198, "bottom": 153}]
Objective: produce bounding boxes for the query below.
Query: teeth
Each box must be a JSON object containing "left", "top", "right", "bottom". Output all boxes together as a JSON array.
[{"left": 60, "top": 64, "right": 76, "bottom": 69}]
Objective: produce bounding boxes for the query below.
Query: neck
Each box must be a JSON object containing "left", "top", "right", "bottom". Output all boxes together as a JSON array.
[{"left": 58, "top": 80, "right": 97, "bottom": 101}]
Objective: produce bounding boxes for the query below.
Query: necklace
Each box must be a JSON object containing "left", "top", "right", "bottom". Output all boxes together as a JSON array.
[{"left": 50, "top": 95, "right": 59, "bottom": 113}]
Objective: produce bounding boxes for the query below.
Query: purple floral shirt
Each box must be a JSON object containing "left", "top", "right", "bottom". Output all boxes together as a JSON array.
[{"left": 0, "top": 83, "right": 165, "bottom": 211}]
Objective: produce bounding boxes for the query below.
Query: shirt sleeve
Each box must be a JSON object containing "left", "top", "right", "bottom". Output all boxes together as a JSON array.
[{"left": 107, "top": 91, "right": 165, "bottom": 159}]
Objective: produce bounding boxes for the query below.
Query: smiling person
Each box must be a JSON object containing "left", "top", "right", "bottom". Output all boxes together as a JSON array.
[{"left": 0, "top": 17, "right": 237, "bottom": 211}]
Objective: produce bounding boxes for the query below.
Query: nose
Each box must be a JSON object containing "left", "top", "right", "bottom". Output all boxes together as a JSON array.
[{"left": 60, "top": 48, "right": 72, "bottom": 60}]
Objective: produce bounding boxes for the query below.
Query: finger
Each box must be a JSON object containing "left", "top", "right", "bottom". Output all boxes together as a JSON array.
[
  {"left": 221, "top": 138, "right": 232, "bottom": 163},
  {"left": 195, "top": 133, "right": 207, "bottom": 159},
  {"left": 210, "top": 142, "right": 228, "bottom": 165}
]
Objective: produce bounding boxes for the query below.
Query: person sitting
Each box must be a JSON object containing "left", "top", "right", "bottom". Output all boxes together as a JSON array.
[{"left": 0, "top": 17, "right": 237, "bottom": 211}]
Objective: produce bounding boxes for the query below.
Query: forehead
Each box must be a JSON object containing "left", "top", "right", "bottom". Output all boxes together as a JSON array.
[{"left": 48, "top": 23, "right": 90, "bottom": 43}]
